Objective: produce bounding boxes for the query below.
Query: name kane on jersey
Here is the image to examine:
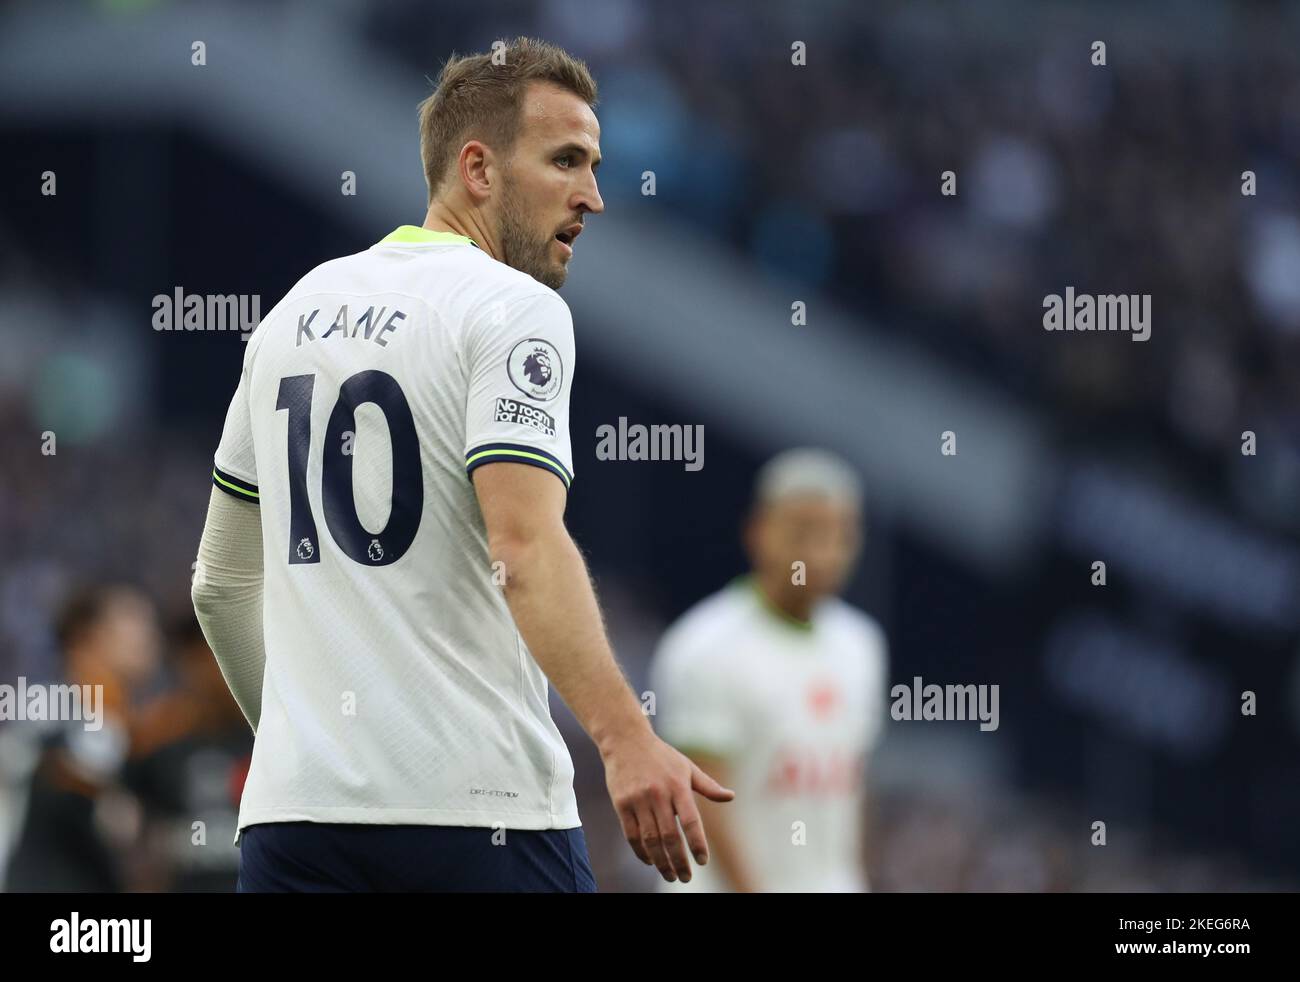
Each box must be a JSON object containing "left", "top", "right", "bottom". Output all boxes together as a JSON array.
[{"left": 295, "top": 304, "right": 409, "bottom": 348}]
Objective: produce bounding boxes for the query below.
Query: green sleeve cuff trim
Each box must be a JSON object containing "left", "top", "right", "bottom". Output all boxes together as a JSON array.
[
  {"left": 465, "top": 443, "right": 572, "bottom": 489},
  {"left": 212, "top": 465, "right": 259, "bottom": 503}
]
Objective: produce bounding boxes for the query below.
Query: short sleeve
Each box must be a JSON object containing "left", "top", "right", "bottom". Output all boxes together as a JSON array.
[
  {"left": 463, "top": 292, "right": 576, "bottom": 490},
  {"left": 651, "top": 635, "right": 745, "bottom": 758},
  {"left": 212, "top": 361, "right": 259, "bottom": 504}
]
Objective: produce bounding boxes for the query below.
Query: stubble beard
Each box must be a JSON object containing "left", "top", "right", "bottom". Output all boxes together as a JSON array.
[{"left": 498, "top": 177, "right": 568, "bottom": 291}]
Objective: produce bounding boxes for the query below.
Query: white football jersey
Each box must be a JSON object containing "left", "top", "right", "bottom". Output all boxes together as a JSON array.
[
  {"left": 650, "top": 577, "right": 889, "bottom": 892},
  {"left": 212, "top": 226, "right": 581, "bottom": 838}
]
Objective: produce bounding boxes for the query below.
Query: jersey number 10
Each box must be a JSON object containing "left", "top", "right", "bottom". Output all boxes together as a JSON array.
[{"left": 276, "top": 370, "right": 423, "bottom": 567}]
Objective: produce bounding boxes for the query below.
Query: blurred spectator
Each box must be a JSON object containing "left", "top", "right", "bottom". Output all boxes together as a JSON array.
[
  {"left": 4, "top": 583, "right": 161, "bottom": 891},
  {"left": 123, "top": 619, "right": 252, "bottom": 892}
]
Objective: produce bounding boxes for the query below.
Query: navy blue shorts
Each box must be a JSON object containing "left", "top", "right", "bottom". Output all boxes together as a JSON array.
[{"left": 236, "top": 822, "right": 597, "bottom": 893}]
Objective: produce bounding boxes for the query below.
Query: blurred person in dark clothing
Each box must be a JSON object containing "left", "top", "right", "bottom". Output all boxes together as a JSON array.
[
  {"left": 4, "top": 583, "right": 161, "bottom": 892},
  {"left": 124, "top": 618, "right": 252, "bottom": 892}
]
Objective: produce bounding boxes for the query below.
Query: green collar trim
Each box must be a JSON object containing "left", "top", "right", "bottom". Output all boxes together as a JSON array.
[
  {"left": 380, "top": 225, "right": 478, "bottom": 248},
  {"left": 732, "top": 575, "right": 815, "bottom": 633}
]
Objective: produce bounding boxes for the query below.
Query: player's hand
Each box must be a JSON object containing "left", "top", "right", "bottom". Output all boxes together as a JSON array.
[{"left": 601, "top": 728, "right": 734, "bottom": 882}]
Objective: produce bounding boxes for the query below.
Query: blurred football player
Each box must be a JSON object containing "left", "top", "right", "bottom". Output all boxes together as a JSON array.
[
  {"left": 651, "top": 448, "right": 889, "bottom": 892},
  {"left": 192, "top": 37, "right": 730, "bottom": 893}
]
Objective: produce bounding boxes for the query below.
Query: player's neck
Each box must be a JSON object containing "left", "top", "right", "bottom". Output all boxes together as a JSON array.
[
  {"left": 422, "top": 201, "right": 498, "bottom": 261},
  {"left": 750, "top": 571, "right": 815, "bottom": 627}
]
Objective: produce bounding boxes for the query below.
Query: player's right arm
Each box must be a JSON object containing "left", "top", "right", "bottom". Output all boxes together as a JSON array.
[
  {"left": 472, "top": 461, "right": 733, "bottom": 883},
  {"left": 463, "top": 289, "right": 732, "bottom": 882}
]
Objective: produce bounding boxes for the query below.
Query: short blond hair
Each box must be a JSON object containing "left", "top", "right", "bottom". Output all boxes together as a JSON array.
[{"left": 417, "top": 37, "right": 598, "bottom": 202}]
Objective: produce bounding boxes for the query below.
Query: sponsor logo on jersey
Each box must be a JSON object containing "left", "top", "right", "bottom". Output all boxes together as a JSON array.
[
  {"left": 764, "top": 748, "right": 864, "bottom": 796},
  {"left": 507, "top": 338, "right": 562, "bottom": 401},
  {"left": 494, "top": 397, "right": 556, "bottom": 437}
]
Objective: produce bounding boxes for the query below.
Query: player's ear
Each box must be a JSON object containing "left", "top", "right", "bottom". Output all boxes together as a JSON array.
[{"left": 458, "top": 140, "right": 494, "bottom": 202}]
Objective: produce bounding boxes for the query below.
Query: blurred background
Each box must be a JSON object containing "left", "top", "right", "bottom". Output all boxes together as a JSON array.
[{"left": 2, "top": 0, "right": 1299, "bottom": 891}]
